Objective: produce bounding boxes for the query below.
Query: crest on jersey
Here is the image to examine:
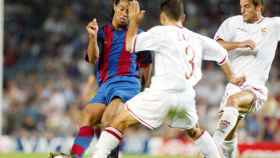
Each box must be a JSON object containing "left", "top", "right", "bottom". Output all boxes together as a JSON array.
[{"left": 261, "top": 27, "right": 268, "bottom": 33}]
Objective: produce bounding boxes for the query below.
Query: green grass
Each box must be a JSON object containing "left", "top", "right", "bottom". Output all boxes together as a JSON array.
[{"left": 0, "top": 153, "right": 193, "bottom": 158}]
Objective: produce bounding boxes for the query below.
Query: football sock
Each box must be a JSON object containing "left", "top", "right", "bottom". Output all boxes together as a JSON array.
[
  {"left": 93, "top": 127, "right": 122, "bottom": 158},
  {"left": 71, "top": 126, "right": 94, "bottom": 158},
  {"left": 193, "top": 131, "right": 221, "bottom": 158}
]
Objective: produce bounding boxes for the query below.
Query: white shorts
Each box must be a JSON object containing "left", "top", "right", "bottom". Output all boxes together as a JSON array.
[
  {"left": 125, "top": 88, "right": 198, "bottom": 130},
  {"left": 220, "top": 83, "right": 268, "bottom": 113}
]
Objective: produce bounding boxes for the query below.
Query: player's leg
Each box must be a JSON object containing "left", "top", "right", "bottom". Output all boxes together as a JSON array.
[
  {"left": 101, "top": 98, "right": 124, "bottom": 127},
  {"left": 92, "top": 89, "right": 168, "bottom": 158},
  {"left": 101, "top": 98, "right": 124, "bottom": 158},
  {"left": 213, "top": 90, "right": 255, "bottom": 158},
  {"left": 92, "top": 108, "right": 139, "bottom": 158},
  {"left": 98, "top": 77, "right": 141, "bottom": 158},
  {"left": 69, "top": 84, "right": 109, "bottom": 158},
  {"left": 70, "top": 103, "right": 106, "bottom": 158},
  {"left": 185, "top": 126, "right": 221, "bottom": 158},
  {"left": 170, "top": 89, "right": 221, "bottom": 158}
]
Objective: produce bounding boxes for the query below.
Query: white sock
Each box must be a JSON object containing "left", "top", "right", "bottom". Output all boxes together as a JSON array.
[
  {"left": 222, "top": 136, "right": 238, "bottom": 158},
  {"left": 92, "top": 127, "right": 122, "bottom": 158},
  {"left": 213, "top": 107, "right": 239, "bottom": 147},
  {"left": 194, "top": 131, "right": 221, "bottom": 158}
]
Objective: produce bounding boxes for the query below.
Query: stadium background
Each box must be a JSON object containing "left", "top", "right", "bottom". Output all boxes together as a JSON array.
[{"left": 1, "top": 0, "right": 280, "bottom": 157}]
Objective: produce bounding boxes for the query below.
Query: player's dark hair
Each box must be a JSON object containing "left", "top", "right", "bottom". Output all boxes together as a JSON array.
[
  {"left": 252, "top": 0, "right": 264, "bottom": 6},
  {"left": 111, "top": 0, "right": 132, "bottom": 18},
  {"left": 113, "top": 0, "right": 121, "bottom": 6},
  {"left": 111, "top": 0, "right": 120, "bottom": 18},
  {"left": 160, "top": 0, "right": 185, "bottom": 21},
  {"left": 251, "top": 0, "right": 265, "bottom": 12}
]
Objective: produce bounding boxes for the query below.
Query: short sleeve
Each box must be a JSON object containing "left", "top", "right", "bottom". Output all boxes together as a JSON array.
[
  {"left": 133, "top": 27, "right": 163, "bottom": 52},
  {"left": 200, "top": 35, "right": 228, "bottom": 65},
  {"left": 273, "top": 17, "right": 280, "bottom": 41},
  {"left": 214, "top": 18, "right": 235, "bottom": 41}
]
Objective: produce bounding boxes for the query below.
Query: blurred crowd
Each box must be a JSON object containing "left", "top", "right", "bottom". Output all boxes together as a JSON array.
[{"left": 3, "top": 0, "right": 280, "bottom": 154}]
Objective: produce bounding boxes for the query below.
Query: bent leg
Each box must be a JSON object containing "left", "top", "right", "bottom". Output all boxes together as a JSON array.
[
  {"left": 214, "top": 90, "right": 255, "bottom": 158},
  {"left": 100, "top": 98, "right": 126, "bottom": 158},
  {"left": 101, "top": 98, "right": 124, "bottom": 127},
  {"left": 71, "top": 103, "right": 106, "bottom": 158},
  {"left": 93, "top": 109, "right": 139, "bottom": 158}
]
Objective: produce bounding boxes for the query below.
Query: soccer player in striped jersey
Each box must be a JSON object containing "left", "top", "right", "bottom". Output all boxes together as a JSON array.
[
  {"left": 49, "top": 0, "right": 151, "bottom": 158},
  {"left": 91, "top": 0, "right": 245, "bottom": 158}
]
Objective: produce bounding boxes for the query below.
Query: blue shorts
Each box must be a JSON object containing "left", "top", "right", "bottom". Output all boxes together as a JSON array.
[{"left": 89, "top": 76, "right": 141, "bottom": 105}]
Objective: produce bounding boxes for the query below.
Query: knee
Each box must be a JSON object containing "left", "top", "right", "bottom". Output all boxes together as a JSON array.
[
  {"left": 227, "top": 95, "right": 239, "bottom": 108},
  {"left": 101, "top": 115, "right": 110, "bottom": 128},
  {"left": 186, "top": 127, "right": 203, "bottom": 140},
  {"left": 81, "top": 105, "right": 103, "bottom": 126},
  {"left": 110, "top": 116, "right": 130, "bottom": 133}
]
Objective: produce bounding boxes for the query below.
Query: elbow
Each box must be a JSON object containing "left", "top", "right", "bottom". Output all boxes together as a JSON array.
[
  {"left": 126, "top": 43, "right": 132, "bottom": 53},
  {"left": 126, "top": 46, "right": 132, "bottom": 53},
  {"left": 126, "top": 35, "right": 136, "bottom": 53},
  {"left": 88, "top": 58, "right": 96, "bottom": 64},
  {"left": 87, "top": 54, "right": 98, "bottom": 64}
]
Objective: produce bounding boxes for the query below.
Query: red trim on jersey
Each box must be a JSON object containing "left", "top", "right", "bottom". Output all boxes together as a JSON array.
[
  {"left": 218, "top": 55, "right": 227, "bottom": 65},
  {"left": 100, "top": 25, "right": 113, "bottom": 83},
  {"left": 185, "top": 47, "right": 196, "bottom": 79},
  {"left": 117, "top": 32, "right": 132, "bottom": 75}
]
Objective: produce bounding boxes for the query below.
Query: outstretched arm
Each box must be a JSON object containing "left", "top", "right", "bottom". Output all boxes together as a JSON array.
[
  {"left": 201, "top": 35, "right": 246, "bottom": 86},
  {"left": 216, "top": 39, "right": 256, "bottom": 52}
]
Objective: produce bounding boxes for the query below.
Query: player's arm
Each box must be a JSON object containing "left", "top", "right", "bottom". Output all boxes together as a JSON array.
[
  {"left": 86, "top": 19, "right": 100, "bottom": 64},
  {"left": 214, "top": 18, "right": 256, "bottom": 52},
  {"left": 201, "top": 35, "right": 245, "bottom": 86},
  {"left": 216, "top": 38, "right": 256, "bottom": 52},
  {"left": 126, "top": 0, "right": 145, "bottom": 53},
  {"left": 219, "top": 61, "right": 245, "bottom": 86}
]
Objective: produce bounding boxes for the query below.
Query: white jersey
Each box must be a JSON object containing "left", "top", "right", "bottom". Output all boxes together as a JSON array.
[
  {"left": 133, "top": 25, "right": 228, "bottom": 91},
  {"left": 215, "top": 15, "right": 280, "bottom": 87}
]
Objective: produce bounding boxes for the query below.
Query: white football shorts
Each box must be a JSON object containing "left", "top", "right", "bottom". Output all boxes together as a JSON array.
[{"left": 125, "top": 87, "right": 198, "bottom": 130}]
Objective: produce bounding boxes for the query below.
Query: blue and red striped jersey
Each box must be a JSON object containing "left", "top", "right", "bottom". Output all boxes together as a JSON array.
[{"left": 86, "top": 24, "right": 151, "bottom": 85}]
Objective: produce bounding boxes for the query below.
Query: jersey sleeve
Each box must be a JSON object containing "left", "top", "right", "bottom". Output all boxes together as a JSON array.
[
  {"left": 200, "top": 35, "right": 228, "bottom": 65},
  {"left": 273, "top": 17, "right": 280, "bottom": 41},
  {"left": 214, "top": 18, "right": 235, "bottom": 41},
  {"left": 132, "top": 27, "right": 163, "bottom": 53}
]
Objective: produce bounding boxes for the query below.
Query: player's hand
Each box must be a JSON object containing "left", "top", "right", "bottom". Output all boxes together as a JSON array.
[
  {"left": 128, "top": 0, "right": 145, "bottom": 25},
  {"left": 238, "top": 40, "right": 256, "bottom": 50},
  {"left": 230, "top": 75, "right": 246, "bottom": 86},
  {"left": 86, "top": 18, "right": 99, "bottom": 40}
]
